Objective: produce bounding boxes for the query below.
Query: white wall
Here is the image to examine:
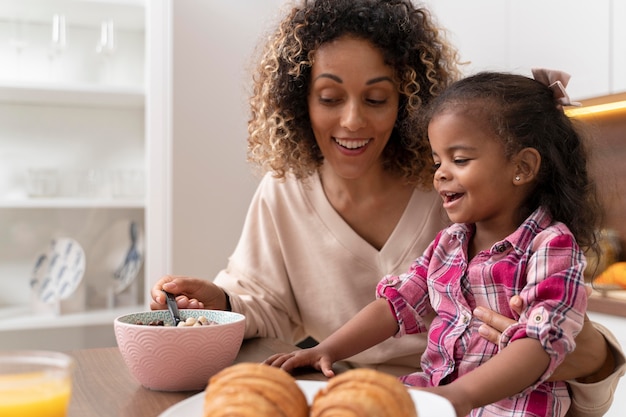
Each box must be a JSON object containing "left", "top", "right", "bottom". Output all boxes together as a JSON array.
[{"left": 170, "top": 0, "right": 286, "bottom": 278}]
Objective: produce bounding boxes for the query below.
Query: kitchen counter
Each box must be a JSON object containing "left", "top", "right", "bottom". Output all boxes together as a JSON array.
[{"left": 68, "top": 338, "right": 328, "bottom": 417}]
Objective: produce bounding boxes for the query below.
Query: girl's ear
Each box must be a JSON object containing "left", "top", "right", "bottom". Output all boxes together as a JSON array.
[{"left": 513, "top": 147, "right": 541, "bottom": 184}]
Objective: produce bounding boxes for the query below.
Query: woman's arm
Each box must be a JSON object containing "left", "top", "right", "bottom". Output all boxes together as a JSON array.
[
  {"left": 566, "top": 322, "right": 626, "bottom": 417},
  {"left": 474, "top": 294, "right": 612, "bottom": 382},
  {"left": 421, "top": 338, "right": 550, "bottom": 417},
  {"left": 474, "top": 296, "right": 626, "bottom": 417}
]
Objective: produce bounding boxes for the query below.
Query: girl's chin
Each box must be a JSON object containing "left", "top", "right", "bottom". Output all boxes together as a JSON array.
[{"left": 446, "top": 213, "right": 469, "bottom": 224}]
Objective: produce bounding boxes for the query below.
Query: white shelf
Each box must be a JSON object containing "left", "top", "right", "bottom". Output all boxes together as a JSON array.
[
  {"left": 0, "top": 197, "right": 145, "bottom": 209},
  {"left": 0, "top": 0, "right": 145, "bottom": 31},
  {"left": 0, "top": 0, "right": 149, "bottom": 352},
  {"left": 0, "top": 81, "right": 144, "bottom": 108},
  {"left": 0, "top": 305, "right": 142, "bottom": 332}
]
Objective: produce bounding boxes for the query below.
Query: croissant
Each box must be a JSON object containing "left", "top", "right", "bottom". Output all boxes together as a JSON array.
[
  {"left": 203, "top": 362, "right": 308, "bottom": 417},
  {"left": 311, "top": 368, "right": 417, "bottom": 417}
]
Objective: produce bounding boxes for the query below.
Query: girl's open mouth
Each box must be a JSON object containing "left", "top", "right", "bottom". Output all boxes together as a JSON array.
[{"left": 442, "top": 192, "right": 462, "bottom": 204}]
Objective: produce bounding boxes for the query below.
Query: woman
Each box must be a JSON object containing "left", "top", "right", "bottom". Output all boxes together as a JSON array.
[{"left": 151, "top": 1, "right": 623, "bottom": 415}]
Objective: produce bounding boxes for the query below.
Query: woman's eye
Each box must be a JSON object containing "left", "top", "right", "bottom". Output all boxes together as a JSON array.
[
  {"left": 319, "top": 96, "right": 340, "bottom": 104},
  {"left": 366, "top": 98, "right": 387, "bottom": 105}
]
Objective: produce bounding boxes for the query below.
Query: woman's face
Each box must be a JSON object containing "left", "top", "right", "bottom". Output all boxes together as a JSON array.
[{"left": 307, "top": 37, "right": 399, "bottom": 180}]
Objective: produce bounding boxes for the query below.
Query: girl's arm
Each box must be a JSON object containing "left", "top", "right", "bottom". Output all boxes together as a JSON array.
[
  {"left": 474, "top": 290, "right": 613, "bottom": 383},
  {"left": 422, "top": 337, "right": 550, "bottom": 417},
  {"left": 265, "top": 298, "right": 399, "bottom": 377}
]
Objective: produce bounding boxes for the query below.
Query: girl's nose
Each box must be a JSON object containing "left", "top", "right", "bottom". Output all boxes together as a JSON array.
[
  {"left": 340, "top": 101, "right": 366, "bottom": 131},
  {"left": 434, "top": 166, "right": 449, "bottom": 182}
]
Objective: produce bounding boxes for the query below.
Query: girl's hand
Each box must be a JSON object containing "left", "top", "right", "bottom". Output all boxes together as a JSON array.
[{"left": 264, "top": 348, "right": 336, "bottom": 378}]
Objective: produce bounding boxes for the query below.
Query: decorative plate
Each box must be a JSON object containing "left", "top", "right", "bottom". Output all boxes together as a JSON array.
[{"left": 30, "top": 237, "right": 85, "bottom": 302}]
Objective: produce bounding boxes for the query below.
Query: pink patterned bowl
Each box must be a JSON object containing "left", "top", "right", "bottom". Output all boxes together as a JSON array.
[{"left": 114, "top": 309, "right": 245, "bottom": 391}]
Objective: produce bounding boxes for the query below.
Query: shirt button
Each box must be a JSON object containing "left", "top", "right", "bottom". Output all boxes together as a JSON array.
[
  {"left": 495, "top": 244, "right": 506, "bottom": 252},
  {"left": 533, "top": 314, "right": 543, "bottom": 323}
]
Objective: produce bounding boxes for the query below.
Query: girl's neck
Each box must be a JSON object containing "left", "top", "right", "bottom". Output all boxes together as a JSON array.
[{"left": 469, "top": 216, "right": 522, "bottom": 259}]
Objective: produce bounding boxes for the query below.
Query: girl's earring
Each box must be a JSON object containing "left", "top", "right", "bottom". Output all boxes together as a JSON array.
[{"left": 515, "top": 176, "right": 521, "bottom": 181}]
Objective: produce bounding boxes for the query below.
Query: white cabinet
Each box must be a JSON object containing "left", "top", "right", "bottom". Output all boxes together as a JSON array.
[
  {"left": 508, "top": 0, "right": 611, "bottom": 100},
  {"left": 0, "top": 0, "right": 150, "bottom": 346},
  {"left": 613, "top": 0, "right": 626, "bottom": 93},
  {"left": 426, "top": 0, "right": 510, "bottom": 72},
  {"left": 427, "top": 0, "right": 620, "bottom": 100}
]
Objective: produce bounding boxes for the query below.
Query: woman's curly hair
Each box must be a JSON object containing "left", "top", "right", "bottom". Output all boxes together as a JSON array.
[{"left": 247, "top": 0, "right": 460, "bottom": 188}]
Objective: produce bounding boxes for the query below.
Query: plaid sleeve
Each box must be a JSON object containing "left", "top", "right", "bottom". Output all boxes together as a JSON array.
[
  {"left": 376, "top": 234, "right": 441, "bottom": 337},
  {"left": 500, "top": 229, "right": 587, "bottom": 391}
]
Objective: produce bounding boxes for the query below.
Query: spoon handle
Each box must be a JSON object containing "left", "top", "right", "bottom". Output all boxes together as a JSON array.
[{"left": 163, "top": 290, "right": 181, "bottom": 326}]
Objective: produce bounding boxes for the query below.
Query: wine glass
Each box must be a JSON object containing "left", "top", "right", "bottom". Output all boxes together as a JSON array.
[
  {"left": 48, "top": 14, "right": 67, "bottom": 81},
  {"left": 96, "top": 20, "right": 116, "bottom": 84},
  {"left": 8, "top": 19, "right": 29, "bottom": 80}
]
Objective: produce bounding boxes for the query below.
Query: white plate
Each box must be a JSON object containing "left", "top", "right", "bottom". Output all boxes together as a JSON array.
[
  {"left": 30, "top": 237, "right": 85, "bottom": 302},
  {"left": 158, "top": 380, "right": 455, "bottom": 417}
]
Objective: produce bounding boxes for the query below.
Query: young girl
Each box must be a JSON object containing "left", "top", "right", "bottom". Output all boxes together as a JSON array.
[{"left": 265, "top": 69, "right": 603, "bottom": 417}]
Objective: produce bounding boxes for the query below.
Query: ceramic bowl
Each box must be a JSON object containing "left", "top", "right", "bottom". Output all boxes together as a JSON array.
[{"left": 114, "top": 309, "right": 246, "bottom": 391}]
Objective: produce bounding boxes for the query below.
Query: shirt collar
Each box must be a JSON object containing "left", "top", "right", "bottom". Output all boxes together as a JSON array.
[{"left": 445, "top": 207, "right": 553, "bottom": 255}]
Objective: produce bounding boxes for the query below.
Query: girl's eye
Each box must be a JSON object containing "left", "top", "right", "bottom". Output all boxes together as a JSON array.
[
  {"left": 454, "top": 158, "right": 469, "bottom": 165},
  {"left": 366, "top": 98, "right": 387, "bottom": 105},
  {"left": 432, "top": 162, "right": 441, "bottom": 171}
]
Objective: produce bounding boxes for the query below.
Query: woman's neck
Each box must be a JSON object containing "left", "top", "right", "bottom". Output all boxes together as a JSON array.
[
  {"left": 318, "top": 164, "right": 414, "bottom": 250},
  {"left": 318, "top": 163, "right": 401, "bottom": 204}
]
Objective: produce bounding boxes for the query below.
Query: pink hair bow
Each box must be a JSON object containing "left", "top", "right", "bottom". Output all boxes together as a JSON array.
[{"left": 531, "top": 68, "right": 581, "bottom": 107}]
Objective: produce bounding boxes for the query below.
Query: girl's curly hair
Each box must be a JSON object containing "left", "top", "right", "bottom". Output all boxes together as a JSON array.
[
  {"left": 424, "top": 71, "right": 603, "bottom": 252},
  {"left": 247, "top": 0, "right": 460, "bottom": 188}
]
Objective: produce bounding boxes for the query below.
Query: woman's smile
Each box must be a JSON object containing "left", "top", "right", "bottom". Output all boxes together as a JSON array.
[{"left": 333, "top": 137, "right": 372, "bottom": 150}]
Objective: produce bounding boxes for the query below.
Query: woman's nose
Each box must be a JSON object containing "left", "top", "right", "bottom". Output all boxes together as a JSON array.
[{"left": 340, "top": 101, "right": 366, "bottom": 131}]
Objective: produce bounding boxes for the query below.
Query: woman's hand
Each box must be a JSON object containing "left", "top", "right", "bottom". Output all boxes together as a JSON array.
[
  {"left": 474, "top": 289, "right": 613, "bottom": 382},
  {"left": 149, "top": 275, "right": 229, "bottom": 311},
  {"left": 264, "top": 348, "right": 336, "bottom": 378}
]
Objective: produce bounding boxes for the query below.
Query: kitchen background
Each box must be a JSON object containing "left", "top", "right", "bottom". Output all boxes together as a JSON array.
[{"left": 0, "top": 0, "right": 624, "bottom": 414}]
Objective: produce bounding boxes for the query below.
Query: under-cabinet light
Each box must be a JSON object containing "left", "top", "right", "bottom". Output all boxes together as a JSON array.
[{"left": 565, "top": 100, "right": 626, "bottom": 117}]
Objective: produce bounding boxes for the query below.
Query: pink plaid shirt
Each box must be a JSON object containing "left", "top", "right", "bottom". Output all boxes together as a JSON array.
[{"left": 376, "top": 206, "right": 587, "bottom": 417}]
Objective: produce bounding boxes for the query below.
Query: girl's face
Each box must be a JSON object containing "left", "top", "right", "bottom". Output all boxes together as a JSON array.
[
  {"left": 307, "top": 36, "right": 399, "bottom": 180},
  {"left": 429, "top": 110, "right": 521, "bottom": 229}
]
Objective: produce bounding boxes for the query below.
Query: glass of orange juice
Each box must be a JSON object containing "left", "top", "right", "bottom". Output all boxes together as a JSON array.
[{"left": 0, "top": 350, "right": 74, "bottom": 417}]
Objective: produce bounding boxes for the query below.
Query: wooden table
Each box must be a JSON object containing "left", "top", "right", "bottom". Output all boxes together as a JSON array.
[{"left": 67, "top": 338, "right": 327, "bottom": 417}]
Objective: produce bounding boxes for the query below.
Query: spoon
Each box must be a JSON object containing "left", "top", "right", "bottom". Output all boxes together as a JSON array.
[{"left": 163, "top": 290, "right": 181, "bottom": 326}]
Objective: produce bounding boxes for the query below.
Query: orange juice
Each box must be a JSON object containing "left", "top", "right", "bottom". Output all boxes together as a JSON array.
[
  {"left": 0, "top": 351, "right": 74, "bottom": 417},
  {"left": 0, "top": 372, "right": 71, "bottom": 417}
]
